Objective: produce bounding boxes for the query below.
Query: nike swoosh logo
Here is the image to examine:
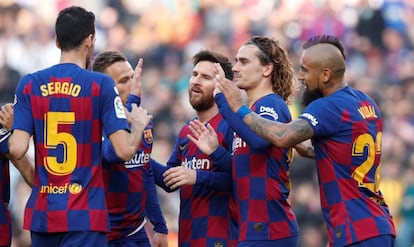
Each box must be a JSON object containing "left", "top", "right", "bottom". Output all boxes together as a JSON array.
[{"left": 179, "top": 144, "right": 188, "bottom": 151}]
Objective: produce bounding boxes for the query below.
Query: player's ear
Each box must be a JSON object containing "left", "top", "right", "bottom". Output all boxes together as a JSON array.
[
  {"left": 321, "top": 67, "right": 332, "bottom": 83},
  {"left": 85, "top": 34, "right": 95, "bottom": 48},
  {"left": 55, "top": 36, "right": 61, "bottom": 49},
  {"left": 263, "top": 63, "right": 273, "bottom": 77}
]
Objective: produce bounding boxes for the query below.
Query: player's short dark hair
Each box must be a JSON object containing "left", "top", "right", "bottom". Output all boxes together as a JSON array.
[
  {"left": 92, "top": 51, "right": 128, "bottom": 73},
  {"left": 303, "top": 35, "right": 346, "bottom": 60},
  {"left": 192, "top": 50, "right": 233, "bottom": 80},
  {"left": 55, "top": 6, "right": 95, "bottom": 51}
]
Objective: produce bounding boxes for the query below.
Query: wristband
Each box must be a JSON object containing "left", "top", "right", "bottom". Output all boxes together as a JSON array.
[{"left": 236, "top": 105, "right": 251, "bottom": 119}]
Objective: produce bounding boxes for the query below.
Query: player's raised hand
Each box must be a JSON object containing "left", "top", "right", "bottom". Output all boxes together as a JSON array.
[
  {"left": 187, "top": 119, "right": 218, "bottom": 155},
  {"left": 130, "top": 58, "right": 143, "bottom": 97},
  {"left": 214, "top": 65, "right": 244, "bottom": 112},
  {"left": 126, "top": 104, "right": 152, "bottom": 131},
  {"left": 163, "top": 166, "right": 197, "bottom": 190},
  {"left": 0, "top": 103, "right": 14, "bottom": 131},
  {"left": 212, "top": 63, "right": 226, "bottom": 96}
]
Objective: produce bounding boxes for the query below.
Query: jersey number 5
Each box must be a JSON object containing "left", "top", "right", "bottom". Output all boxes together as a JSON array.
[
  {"left": 44, "top": 112, "right": 77, "bottom": 176},
  {"left": 351, "top": 132, "right": 382, "bottom": 193}
]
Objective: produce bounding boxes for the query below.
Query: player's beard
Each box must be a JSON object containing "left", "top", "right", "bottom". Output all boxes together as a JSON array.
[
  {"left": 301, "top": 87, "right": 323, "bottom": 107},
  {"left": 189, "top": 90, "right": 215, "bottom": 112}
]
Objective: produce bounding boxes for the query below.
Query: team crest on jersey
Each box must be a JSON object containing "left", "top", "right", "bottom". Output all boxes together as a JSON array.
[
  {"left": 143, "top": 129, "right": 153, "bottom": 144},
  {"left": 69, "top": 183, "right": 82, "bottom": 194},
  {"left": 114, "top": 96, "right": 126, "bottom": 119}
]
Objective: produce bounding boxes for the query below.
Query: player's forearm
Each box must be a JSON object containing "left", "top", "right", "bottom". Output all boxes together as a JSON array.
[
  {"left": 151, "top": 158, "right": 176, "bottom": 193},
  {"left": 122, "top": 127, "right": 143, "bottom": 161},
  {"left": 216, "top": 94, "right": 270, "bottom": 149},
  {"left": 145, "top": 176, "right": 168, "bottom": 234},
  {"left": 8, "top": 130, "right": 30, "bottom": 160},
  {"left": 196, "top": 170, "right": 232, "bottom": 191},
  {"left": 9, "top": 154, "right": 34, "bottom": 187},
  {"left": 109, "top": 129, "right": 142, "bottom": 161},
  {"left": 241, "top": 109, "right": 312, "bottom": 148},
  {"left": 294, "top": 141, "right": 315, "bottom": 159}
]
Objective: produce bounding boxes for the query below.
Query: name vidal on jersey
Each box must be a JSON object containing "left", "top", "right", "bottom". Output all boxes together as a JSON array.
[
  {"left": 182, "top": 157, "right": 211, "bottom": 170},
  {"left": 125, "top": 151, "right": 150, "bottom": 168}
]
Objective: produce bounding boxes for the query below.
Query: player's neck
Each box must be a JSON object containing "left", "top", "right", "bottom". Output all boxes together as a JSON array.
[
  {"left": 196, "top": 104, "right": 219, "bottom": 124},
  {"left": 246, "top": 82, "right": 273, "bottom": 107},
  {"left": 60, "top": 51, "right": 88, "bottom": 68}
]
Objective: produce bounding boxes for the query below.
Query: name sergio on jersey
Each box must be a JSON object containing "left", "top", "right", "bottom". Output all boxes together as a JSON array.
[
  {"left": 182, "top": 157, "right": 211, "bottom": 170},
  {"left": 40, "top": 81, "right": 81, "bottom": 97},
  {"left": 125, "top": 151, "right": 150, "bottom": 168}
]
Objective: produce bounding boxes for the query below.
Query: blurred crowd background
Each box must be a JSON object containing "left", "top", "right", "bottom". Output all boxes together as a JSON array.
[{"left": 1, "top": 0, "right": 414, "bottom": 246}]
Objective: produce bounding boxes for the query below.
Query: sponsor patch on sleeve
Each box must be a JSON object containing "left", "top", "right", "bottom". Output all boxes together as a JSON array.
[
  {"left": 114, "top": 96, "right": 126, "bottom": 119},
  {"left": 258, "top": 106, "right": 278, "bottom": 121},
  {"left": 300, "top": 113, "right": 318, "bottom": 126}
]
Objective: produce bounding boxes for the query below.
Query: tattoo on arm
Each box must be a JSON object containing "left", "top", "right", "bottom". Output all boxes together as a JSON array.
[{"left": 244, "top": 113, "right": 314, "bottom": 148}]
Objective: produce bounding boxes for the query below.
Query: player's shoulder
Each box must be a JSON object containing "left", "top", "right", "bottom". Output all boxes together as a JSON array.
[
  {"left": 80, "top": 68, "right": 111, "bottom": 81},
  {"left": 254, "top": 93, "right": 290, "bottom": 119}
]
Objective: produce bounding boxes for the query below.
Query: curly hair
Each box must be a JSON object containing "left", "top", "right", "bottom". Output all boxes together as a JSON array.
[{"left": 245, "top": 36, "right": 294, "bottom": 103}]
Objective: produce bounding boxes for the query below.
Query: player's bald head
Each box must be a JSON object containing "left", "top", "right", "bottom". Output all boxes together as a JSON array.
[{"left": 302, "top": 35, "right": 346, "bottom": 78}]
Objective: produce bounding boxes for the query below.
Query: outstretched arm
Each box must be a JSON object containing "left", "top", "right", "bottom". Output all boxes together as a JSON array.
[
  {"left": 162, "top": 166, "right": 233, "bottom": 191},
  {"left": 151, "top": 158, "right": 176, "bottom": 193},
  {"left": 215, "top": 72, "right": 314, "bottom": 147},
  {"left": 242, "top": 112, "right": 314, "bottom": 148}
]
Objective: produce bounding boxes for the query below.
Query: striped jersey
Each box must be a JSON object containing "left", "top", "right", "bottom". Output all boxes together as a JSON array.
[
  {"left": 216, "top": 93, "right": 299, "bottom": 241},
  {"left": 12, "top": 63, "right": 130, "bottom": 233},
  {"left": 299, "top": 86, "right": 396, "bottom": 246},
  {"left": 102, "top": 95, "right": 167, "bottom": 241},
  {"left": 153, "top": 113, "right": 238, "bottom": 247}
]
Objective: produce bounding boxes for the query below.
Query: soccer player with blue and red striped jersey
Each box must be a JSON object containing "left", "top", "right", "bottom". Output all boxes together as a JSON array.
[
  {"left": 216, "top": 35, "right": 396, "bottom": 246},
  {"left": 188, "top": 36, "right": 301, "bottom": 247},
  {"left": 8, "top": 6, "right": 150, "bottom": 247},
  {"left": 93, "top": 51, "right": 168, "bottom": 247},
  {"left": 152, "top": 50, "right": 238, "bottom": 247}
]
